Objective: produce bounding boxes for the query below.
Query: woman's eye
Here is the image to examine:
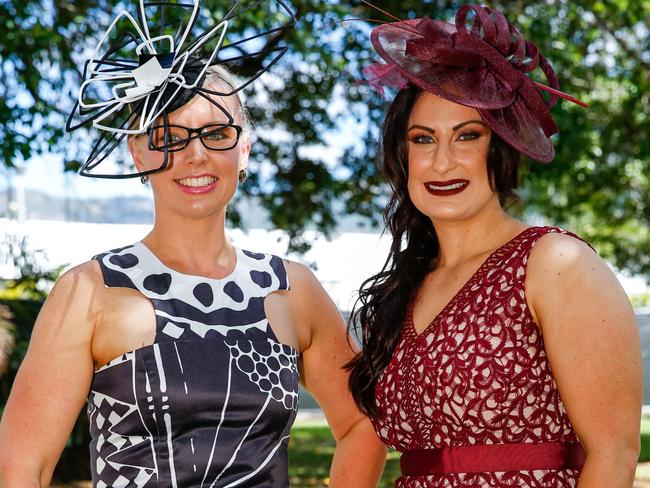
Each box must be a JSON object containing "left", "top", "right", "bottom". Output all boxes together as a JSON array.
[
  {"left": 410, "top": 134, "right": 434, "bottom": 144},
  {"left": 205, "top": 130, "right": 226, "bottom": 141},
  {"left": 457, "top": 131, "right": 481, "bottom": 142}
]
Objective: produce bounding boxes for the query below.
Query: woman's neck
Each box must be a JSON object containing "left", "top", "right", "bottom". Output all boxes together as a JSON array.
[
  {"left": 142, "top": 206, "right": 236, "bottom": 278},
  {"left": 431, "top": 201, "right": 526, "bottom": 269}
]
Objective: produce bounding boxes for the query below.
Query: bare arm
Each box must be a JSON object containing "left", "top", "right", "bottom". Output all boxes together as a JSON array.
[
  {"left": 527, "top": 233, "right": 641, "bottom": 487},
  {"left": 0, "top": 262, "right": 100, "bottom": 487},
  {"left": 285, "top": 261, "right": 387, "bottom": 488}
]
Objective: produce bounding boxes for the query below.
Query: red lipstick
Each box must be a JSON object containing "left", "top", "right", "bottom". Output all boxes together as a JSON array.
[{"left": 424, "top": 179, "right": 469, "bottom": 196}]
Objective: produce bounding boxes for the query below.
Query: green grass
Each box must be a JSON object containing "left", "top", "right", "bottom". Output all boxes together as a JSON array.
[
  {"left": 289, "top": 423, "right": 400, "bottom": 487},
  {"left": 640, "top": 418, "right": 650, "bottom": 462}
]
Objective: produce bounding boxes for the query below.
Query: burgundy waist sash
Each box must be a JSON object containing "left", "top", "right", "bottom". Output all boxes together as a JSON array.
[{"left": 400, "top": 442, "right": 585, "bottom": 475}]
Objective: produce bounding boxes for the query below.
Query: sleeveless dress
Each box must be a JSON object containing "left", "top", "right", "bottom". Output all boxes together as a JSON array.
[
  {"left": 87, "top": 242, "right": 300, "bottom": 488},
  {"left": 373, "top": 226, "right": 584, "bottom": 487}
]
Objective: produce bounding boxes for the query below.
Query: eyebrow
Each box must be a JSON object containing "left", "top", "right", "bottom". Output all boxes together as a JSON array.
[{"left": 407, "top": 119, "right": 487, "bottom": 133}]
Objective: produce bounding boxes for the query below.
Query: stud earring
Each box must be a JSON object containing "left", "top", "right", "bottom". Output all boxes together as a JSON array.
[
  {"left": 238, "top": 168, "right": 248, "bottom": 183},
  {"left": 140, "top": 175, "right": 150, "bottom": 184}
]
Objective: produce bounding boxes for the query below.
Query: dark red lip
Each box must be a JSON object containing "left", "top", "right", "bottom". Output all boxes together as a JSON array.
[{"left": 424, "top": 179, "right": 469, "bottom": 197}]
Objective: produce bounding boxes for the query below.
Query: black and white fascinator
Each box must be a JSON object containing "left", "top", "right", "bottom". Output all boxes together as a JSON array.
[{"left": 66, "top": 0, "right": 296, "bottom": 179}]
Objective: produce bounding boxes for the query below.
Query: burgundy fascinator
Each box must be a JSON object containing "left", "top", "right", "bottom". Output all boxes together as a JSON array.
[{"left": 364, "top": 5, "right": 588, "bottom": 162}]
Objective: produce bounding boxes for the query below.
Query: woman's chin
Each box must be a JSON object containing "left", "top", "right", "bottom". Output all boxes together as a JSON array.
[
  {"left": 417, "top": 204, "right": 475, "bottom": 224},
  {"left": 154, "top": 199, "right": 228, "bottom": 221}
]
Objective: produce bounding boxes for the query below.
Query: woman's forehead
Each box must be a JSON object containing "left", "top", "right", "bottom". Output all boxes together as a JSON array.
[
  {"left": 409, "top": 91, "right": 482, "bottom": 125},
  {"left": 166, "top": 95, "right": 238, "bottom": 125}
]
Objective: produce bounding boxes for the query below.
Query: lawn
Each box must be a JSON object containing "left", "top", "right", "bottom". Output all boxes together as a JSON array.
[
  {"left": 641, "top": 417, "right": 650, "bottom": 462},
  {"left": 288, "top": 421, "right": 401, "bottom": 487}
]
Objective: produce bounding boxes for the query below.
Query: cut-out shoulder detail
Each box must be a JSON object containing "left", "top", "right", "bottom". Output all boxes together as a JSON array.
[
  {"left": 91, "top": 285, "right": 157, "bottom": 370},
  {"left": 281, "top": 259, "right": 334, "bottom": 352},
  {"left": 46, "top": 259, "right": 106, "bottom": 335}
]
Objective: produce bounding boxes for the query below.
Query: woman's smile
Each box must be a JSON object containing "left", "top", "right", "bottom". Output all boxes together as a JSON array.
[
  {"left": 424, "top": 179, "right": 470, "bottom": 196},
  {"left": 174, "top": 173, "right": 219, "bottom": 194}
]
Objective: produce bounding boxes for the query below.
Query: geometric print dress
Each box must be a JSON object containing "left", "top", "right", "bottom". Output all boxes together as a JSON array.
[
  {"left": 373, "top": 226, "right": 585, "bottom": 487},
  {"left": 88, "top": 242, "right": 299, "bottom": 488}
]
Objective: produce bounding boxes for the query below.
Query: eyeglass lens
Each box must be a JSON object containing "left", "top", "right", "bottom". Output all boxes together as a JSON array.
[{"left": 150, "top": 124, "right": 241, "bottom": 151}]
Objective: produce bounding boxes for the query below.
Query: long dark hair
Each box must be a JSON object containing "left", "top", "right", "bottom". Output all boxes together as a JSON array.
[{"left": 346, "top": 84, "right": 521, "bottom": 418}]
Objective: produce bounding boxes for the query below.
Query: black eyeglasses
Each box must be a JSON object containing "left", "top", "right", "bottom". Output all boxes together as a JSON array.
[{"left": 148, "top": 124, "right": 243, "bottom": 152}]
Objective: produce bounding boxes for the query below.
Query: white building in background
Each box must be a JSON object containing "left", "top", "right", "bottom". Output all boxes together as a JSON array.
[
  {"left": 1, "top": 218, "right": 648, "bottom": 311},
  {"left": 0, "top": 218, "right": 394, "bottom": 312}
]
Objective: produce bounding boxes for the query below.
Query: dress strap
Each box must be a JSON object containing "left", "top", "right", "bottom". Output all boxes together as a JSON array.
[{"left": 93, "top": 244, "right": 141, "bottom": 290}]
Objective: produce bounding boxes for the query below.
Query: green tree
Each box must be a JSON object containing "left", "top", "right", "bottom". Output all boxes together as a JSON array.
[
  {"left": 0, "top": 235, "right": 63, "bottom": 300},
  {"left": 1, "top": 0, "right": 648, "bottom": 274}
]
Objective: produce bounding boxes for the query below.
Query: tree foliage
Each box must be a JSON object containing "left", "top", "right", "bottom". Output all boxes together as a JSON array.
[{"left": 1, "top": 0, "right": 648, "bottom": 275}]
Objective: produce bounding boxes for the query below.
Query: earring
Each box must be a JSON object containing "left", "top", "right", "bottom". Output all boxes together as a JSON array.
[
  {"left": 140, "top": 175, "right": 150, "bottom": 184},
  {"left": 238, "top": 168, "right": 248, "bottom": 183}
]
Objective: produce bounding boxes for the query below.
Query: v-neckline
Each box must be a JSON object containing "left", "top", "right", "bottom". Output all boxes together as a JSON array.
[{"left": 407, "top": 226, "right": 537, "bottom": 339}]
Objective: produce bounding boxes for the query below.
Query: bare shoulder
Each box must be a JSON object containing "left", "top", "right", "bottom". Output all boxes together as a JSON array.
[
  {"left": 59, "top": 258, "right": 103, "bottom": 285},
  {"left": 50, "top": 259, "right": 104, "bottom": 301},
  {"left": 527, "top": 231, "right": 606, "bottom": 283},
  {"left": 284, "top": 259, "right": 318, "bottom": 284},
  {"left": 283, "top": 259, "right": 325, "bottom": 300},
  {"left": 0, "top": 264, "right": 101, "bottom": 480},
  {"left": 526, "top": 230, "right": 631, "bottom": 326},
  {"left": 35, "top": 259, "right": 105, "bottom": 335},
  {"left": 282, "top": 259, "right": 343, "bottom": 337}
]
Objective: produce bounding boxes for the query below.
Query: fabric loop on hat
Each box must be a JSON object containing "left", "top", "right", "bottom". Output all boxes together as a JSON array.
[{"left": 365, "top": 4, "right": 587, "bottom": 162}]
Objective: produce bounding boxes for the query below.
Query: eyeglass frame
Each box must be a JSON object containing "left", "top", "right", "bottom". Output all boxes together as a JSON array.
[{"left": 146, "top": 123, "right": 244, "bottom": 153}]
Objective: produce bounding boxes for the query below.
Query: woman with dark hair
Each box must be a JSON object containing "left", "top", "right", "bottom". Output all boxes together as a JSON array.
[
  {"left": 0, "top": 2, "right": 386, "bottom": 486},
  {"left": 348, "top": 5, "right": 641, "bottom": 487}
]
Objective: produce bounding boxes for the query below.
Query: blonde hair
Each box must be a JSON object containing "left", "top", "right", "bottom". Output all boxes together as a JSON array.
[
  {"left": 202, "top": 64, "right": 252, "bottom": 131},
  {"left": 128, "top": 64, "right": 252, "bottom": 134}
]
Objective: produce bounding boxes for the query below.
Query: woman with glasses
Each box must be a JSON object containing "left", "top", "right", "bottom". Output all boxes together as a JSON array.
[{"left": 0, "top": 2, "right": 386, "bottom": 486}]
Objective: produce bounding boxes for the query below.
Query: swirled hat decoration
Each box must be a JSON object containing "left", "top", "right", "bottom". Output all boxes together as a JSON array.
[
  {"left": 363, "top": 4, "right": 588, "bottom": 162},
  {"left": 66, "top": 0, "right": 296, "bottom": 178}
]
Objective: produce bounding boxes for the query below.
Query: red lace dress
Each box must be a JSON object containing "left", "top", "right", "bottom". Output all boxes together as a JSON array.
[{"left": 373, "top": 226, "right": 584, "bottom": 487}]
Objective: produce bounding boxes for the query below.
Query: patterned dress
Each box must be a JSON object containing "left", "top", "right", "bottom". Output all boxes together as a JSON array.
[
  {"left": 373, "top": 226, "right": 584, "bottom": 487},
  {"left": 87, "top": 242, "right": 299, "bottom": 488}
]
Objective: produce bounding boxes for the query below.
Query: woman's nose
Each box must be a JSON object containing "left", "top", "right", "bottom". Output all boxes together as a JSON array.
[
  {"left": 182, "top": 137, "right": 208, "bottom": 165},
  {"left": 430, "top": 142, "right": 456, "bottom": 174}
]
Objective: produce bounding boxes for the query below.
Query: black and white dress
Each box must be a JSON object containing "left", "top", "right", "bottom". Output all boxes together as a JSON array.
[{"left": 88, "top": 242, "right": 300, "bottom": 488}]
